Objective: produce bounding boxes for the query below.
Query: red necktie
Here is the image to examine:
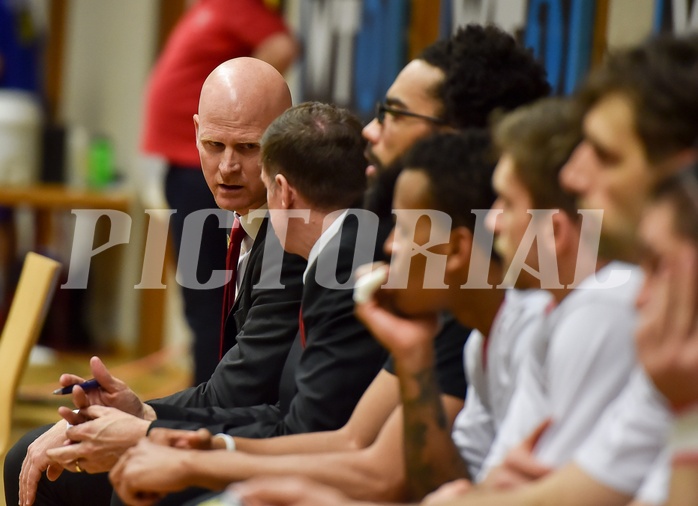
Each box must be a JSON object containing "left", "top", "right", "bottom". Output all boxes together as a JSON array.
[
  {"left": 219, "top": 217, "right": 247, "bottom": 358},
  {"left": 299, "top": 309, "right": 306, "bottom": 349}
]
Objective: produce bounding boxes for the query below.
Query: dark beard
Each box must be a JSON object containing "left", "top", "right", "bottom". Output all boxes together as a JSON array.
[
  {"left": 362, "top": 162, "right": 403, "bottom": 262},
  {"left": 363, "top": 162, "right": 402, "bottom": 222}
]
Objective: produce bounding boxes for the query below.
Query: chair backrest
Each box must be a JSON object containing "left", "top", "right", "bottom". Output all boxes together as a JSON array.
[{"left": 0, "top": 252, "right": 60, "bottom": 459}]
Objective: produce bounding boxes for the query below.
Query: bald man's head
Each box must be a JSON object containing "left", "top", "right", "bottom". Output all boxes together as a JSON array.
[{"left": 195, "top": 58, "right": 292, "bottom": 214}]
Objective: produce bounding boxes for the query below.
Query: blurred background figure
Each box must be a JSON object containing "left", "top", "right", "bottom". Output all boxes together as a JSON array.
[
  {"left": 140, "top": 0, "right": 298, "bottom": 385},
  {"left": 0, "top": 0, "right": 45, "bottom": 321}
]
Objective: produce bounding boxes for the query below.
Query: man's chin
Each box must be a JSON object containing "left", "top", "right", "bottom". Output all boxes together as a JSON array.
[
  {"left": 391, "top": 294, "right": 439, "bottom": 319},
  {"left": 598, "top": 230, "right": 640, "bottom": 264}
]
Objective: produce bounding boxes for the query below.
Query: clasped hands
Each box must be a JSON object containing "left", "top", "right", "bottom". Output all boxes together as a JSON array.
[{"left": 19, "top": 356, "right": 155, "bottom": 505}]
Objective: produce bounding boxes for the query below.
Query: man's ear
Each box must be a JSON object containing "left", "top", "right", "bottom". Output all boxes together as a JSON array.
[
  {"left": 551, "top": 211, "right": 576, "bottom": 256},
  {"left": 193, "top": 114, "right": 200, "bottom": 145},
  {"left": 275, "top": 174, "right": 295, "bottom": 209},
  {"left": 445, "top": 226, "right": 474, "bottom": 282}
]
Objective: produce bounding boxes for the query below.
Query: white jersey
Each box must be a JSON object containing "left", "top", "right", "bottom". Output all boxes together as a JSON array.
[
  {"left": 575, "top": 368, "right": 671, "bottom": 500},
  {"left": 479, "top": 262, "right": 643, "bottom": 480},
  {"left": 635, "top": 449, "right": 670, "bottom": 505},
  {"left": 452, "top": 289, "right": 551, "bottom": 478}
]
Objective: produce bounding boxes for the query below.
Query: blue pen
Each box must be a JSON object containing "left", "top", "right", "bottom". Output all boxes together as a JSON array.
[{"left": 52, "top": 378, "right": 102, "bottom": 395}]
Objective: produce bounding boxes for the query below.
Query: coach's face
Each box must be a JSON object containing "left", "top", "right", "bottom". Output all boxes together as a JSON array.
[{"left": 195, "top": 102, "right": 269, "bottom": 217}]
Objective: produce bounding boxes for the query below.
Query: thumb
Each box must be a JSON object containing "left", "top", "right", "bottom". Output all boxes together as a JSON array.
[
  {"left": 90, "top": 356, "right": 122, "bottom": 392},
  {"left": 523, "top": 418, "right": 552, "bottom": 451},
  {"left": 80, "top": 404, "right": 113, "bottom": 419}
]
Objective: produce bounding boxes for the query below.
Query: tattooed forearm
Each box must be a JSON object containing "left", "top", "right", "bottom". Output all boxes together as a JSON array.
[{"left": 400, "top": 366, "right": 470, "bottom": 501}]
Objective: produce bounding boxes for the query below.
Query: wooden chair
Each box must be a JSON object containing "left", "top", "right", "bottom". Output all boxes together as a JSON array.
[{"left": 0, "top": 252, "right": 60, "bottom": 470}]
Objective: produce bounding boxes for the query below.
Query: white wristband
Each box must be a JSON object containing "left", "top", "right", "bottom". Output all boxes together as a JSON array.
[
  {"left": 215, "top": 433, "right": 237, "bottom": 452},
  {"left": 670, "top": 404, "right": 698, "bottom": 455}
]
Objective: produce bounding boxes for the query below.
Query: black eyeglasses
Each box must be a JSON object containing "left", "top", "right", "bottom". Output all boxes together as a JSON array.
[
  {"left": 676, "top": 162, "right": 698, "bottom": 212},
  {"left": 374, "top": 101, "right": 445, "bottom": 126}
]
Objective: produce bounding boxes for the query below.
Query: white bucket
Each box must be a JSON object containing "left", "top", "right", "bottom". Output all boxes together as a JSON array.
[{"left": 0, "top": 90, "right": 43, "bottom": 186}]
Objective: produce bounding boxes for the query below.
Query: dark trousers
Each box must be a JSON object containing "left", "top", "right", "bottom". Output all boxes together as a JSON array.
[
  {"left": 4, "top": 424, "right": 212, "bottom": 506},
  {"left": 165, "top": 164, "right": 228, "bottom": 385}
]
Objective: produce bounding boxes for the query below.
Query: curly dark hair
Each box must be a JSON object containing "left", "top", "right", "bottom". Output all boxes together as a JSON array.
[
  {"left": 578, "top": 32, "right": 698, "bottom": 164},
  {"left": 419, "top": 24, "right": 551, "bottom": 129},
  {"left": 401, "top": 130, "right": 496, "bottom": 231}
]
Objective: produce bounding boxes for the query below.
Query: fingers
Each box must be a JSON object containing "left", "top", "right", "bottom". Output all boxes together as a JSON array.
[
  {"left": 681, "top": 246, "right": 697, "bottom": 334},
  {"left": 19, "top": 422, "right": 67, "bottom": 506},
  {"left": 235, "top": 476, "right": 350, "bottom": 506},
  {"left": 109, "top": 450, "right": 127, "bottom": 488},
  {"left": 128, "top": 490, "right": 163, "bottom": 506},
  {"left": 355, "top": 298, "right": 406, "bottom": 337},
  {"left": 147, "top": 428, "right": 177, "bottom": 446},
  {"left": 45, "top": 445, "right": 81, "bottom": 471},
  {"left": 71, "top": 384, "right": 90, "bottom": 409},
  {"left": 353, "top": 297, "right": 384, "bottom": 329},
  {"left": 77, "top": 404, "right": 112, "bottom": 419},
  {"left": 114, "top": 480, "right": 161, "bottom": 506},
  {"left": 19, "top": 455, "right": 42, "bottom": 506},
  {"left": 354, "top": 261, "right": 386, "bottom": 280},
  {"left": 176, "top": 428, "right": 213, "bottom": 450},
  {"left": 504, "top": 448, "right": 553, "bottom": 481},
  {"left": 58, "top": 373, "right": 86, "bottom": 387},
  {"left": 90, "top": 356, "right": 115, "bottom": 388},
  {"left": 522, "top": 418, "right": 552, "bottom": 451},
  {"left": 422, "top": 479, "right": 472, "bottom": 506},
  {"left": 501, "top": 419, "right": 553, "bottom": 482},
  {"left": 147, "top": 428, "right": 212, "bottom": 449},
  {"left": 90, "top": 356, "right": 124, "bottom": 393},
  {"left": 58, "top": 406, "right": 88, "bottom": 426},
  {"left": 489, "top": 466, "right": 539, "bottom": 490},
  {"left": 667, "top": 245, "right": 695, "bottom": 340},
  {"left": 110, "top": 447, "right": 164, "bottom": 506}
]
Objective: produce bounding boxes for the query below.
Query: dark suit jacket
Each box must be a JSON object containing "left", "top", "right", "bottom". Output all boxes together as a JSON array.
[
  {"left": 149, "top": 212, "right": 388, "bottom": 437},
  {"left": 150, "top": 217, "right": 307, "bottom": 418}
]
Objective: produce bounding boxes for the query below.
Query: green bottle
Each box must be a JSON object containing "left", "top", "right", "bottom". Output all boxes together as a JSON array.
[{"left": 87, "top": 136, "right": 114, "bottom": 189}]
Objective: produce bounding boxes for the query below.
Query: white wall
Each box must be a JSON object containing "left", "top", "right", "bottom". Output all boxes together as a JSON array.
[
  {"left": 60, "top": 0, "right": 160, "bottom": 350},
  {"left": 60, "top": 0, "right": 158, "bottom": 176}
]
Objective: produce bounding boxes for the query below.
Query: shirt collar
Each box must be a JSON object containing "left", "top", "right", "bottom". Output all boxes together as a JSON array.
[
  {"left": 237, "top": 203, "right": 269, "bottom": 241},
  {"left": 304, "top": 209, "right": 348, "bottom": 283}
]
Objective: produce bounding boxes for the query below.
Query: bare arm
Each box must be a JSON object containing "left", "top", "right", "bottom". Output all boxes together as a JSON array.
[
  {"left": 396, "top": 345, "right": 471, "bottom": 500},
  {"left": 252, "top": 32, "right": 299, "bottom": 74},
  {"left": 437, "top": 464, "right": 632, "bottom": 506},
  {"left": 234, "top": 476, "right": 390, "bottom": 506},
  {"left": 111, "top": 393, "right": 462, "bottom": 504},
  {"left": 233, "top": 369, "right": 400, "bottom": 455},
  {"left": 197, "top": 396, "right": 461, "bottom": 501},
  {"left": 354, "top": 296, "right": 469, "bottom": 500}
]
